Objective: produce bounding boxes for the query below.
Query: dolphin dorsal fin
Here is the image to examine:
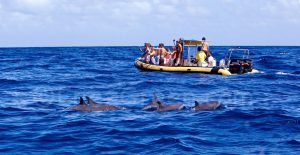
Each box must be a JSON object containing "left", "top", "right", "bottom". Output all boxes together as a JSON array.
[
  {"left": 195, "top": 101, "right": 199, "bottom": 107},
  {"left": 80, "top": 97, "right": 85, "bottom": 105},
  {"left": 86, "top": 96, "right": 95, "bottom": 104},
  {"left": 153, "top": 93, "right": 158, "bottom": 102},
  {"left": 157, "top": 101, "right": 163, "bottom": 109}
]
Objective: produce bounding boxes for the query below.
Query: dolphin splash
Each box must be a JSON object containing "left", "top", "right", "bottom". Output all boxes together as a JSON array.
[{"left": 70, "top": 97, "right": 120, "bottom": 112}]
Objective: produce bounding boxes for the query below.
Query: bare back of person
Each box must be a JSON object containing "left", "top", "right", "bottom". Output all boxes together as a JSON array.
[
  {"left": 202, "top": 42, "right": 209, "bottom": 52},
  {"left": 201, "top": 37, "right": 209, "bottom": 52}
]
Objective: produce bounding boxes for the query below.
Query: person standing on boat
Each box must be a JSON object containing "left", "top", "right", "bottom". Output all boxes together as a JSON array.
[
  {"left": 201, "top": 37, "right": 209, "bottom": 52},
  {"left": 174, "top": 40, "right": 183, "bottom": 66},
  {"left": 201, "top": 37, "right": 213, "bottom": 60},
  {"left": 201, "top": 37, "right": 216, "bottom": 67}
]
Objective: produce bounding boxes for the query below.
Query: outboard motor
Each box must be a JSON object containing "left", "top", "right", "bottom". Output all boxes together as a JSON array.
[{"left": 229, "top": 59, "right": 253, "bottom": 74}]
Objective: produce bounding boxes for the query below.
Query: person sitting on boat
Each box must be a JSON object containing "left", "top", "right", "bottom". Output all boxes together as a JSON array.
[
  {"left": 205, "top": 50, "right": 216, "bottom": 67},
  {"left": 196, "top": 46, "right": 208, "bottom": 67},
  {"left": 139, "top": 43, "right": 151, "bottom": 63},
  {"left": 157, "top": 43, "right": 167, "bottom": 65},
  {"left": 149, "top": 43, "right": 165, "bottom": 65},
  {"left": 168, "top": 46, "right": 176, "bottom": 66},
  {"left": 148, "top": 47, "right": 158, "bottom": 64},
  {"left": 164, "top": 48, "right": 173, "bottom": 66}
]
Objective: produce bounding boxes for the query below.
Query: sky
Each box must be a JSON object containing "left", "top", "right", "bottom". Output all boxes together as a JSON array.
[{"left": 0, "top": 0, "right": 300, "bottom": 47}]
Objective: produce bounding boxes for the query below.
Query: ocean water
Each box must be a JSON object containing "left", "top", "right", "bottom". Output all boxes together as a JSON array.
[{"left": 0, "top": 46, "right": 299, "bottom": 154}]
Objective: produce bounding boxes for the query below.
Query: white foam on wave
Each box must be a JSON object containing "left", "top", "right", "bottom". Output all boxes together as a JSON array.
[
  {"left": 276, "top": 72, "right": 292, "bottom": 75},
  {"left": 279, "top": 52, "right": 289, "bottom": 55}
]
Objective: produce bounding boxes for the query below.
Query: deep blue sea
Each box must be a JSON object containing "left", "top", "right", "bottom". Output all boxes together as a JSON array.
[{"left": 0, "top": 46, "right": 299, "bottom": 154}]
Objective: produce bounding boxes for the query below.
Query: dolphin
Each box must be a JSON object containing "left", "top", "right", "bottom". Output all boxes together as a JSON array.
[
  {"left": 85, "top": 96, "right": 120, "bottom": 111},
  {"left": 69, "top": 97, "right": 90, "bottom": 111},
  {"left": 142, "top": 93, "right": 185, "bottom": 112},
  {"left": 142, "top": 93, "right": 160, "bottom": 111},
  {"left": 69, "top": 97, "right": 120, "bottom": 112},
  {"left": 156, "top": 100, "right": 185, "bottom": 112},
  {"left": 192, "top": 101, "right": 222, "bottom": 111}
]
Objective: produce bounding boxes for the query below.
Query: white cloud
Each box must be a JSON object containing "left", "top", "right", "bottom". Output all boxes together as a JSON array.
[
  {"left": 18, "top": 0, "right": 51, "bottom": 8},
  {"left": 0, "top": 0, "right": 299, "bottom": 46},
  {"left": 185, "top": 2, "right": 210, "bottom": 17},
  {"left": 260, "top": 0, "right": 300, "bottom": 23},
  {"left": 3, "top": 0, "right": 53, "bottom": 14},
  {"left": 132, "top": 1, "right": 152, "bottom": 14}
]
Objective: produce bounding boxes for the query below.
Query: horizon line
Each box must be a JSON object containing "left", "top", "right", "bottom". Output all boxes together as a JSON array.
[{"left": 1, "top": 45, "right": 300, "bottom": 48}]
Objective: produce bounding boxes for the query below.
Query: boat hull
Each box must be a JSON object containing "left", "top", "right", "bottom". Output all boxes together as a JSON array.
[{"left": 134, "top": 60, "right": 232, "bottom": 76}]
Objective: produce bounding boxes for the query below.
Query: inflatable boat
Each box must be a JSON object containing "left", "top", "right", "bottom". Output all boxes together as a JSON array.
[
  {"left": 134, "top": 59, "right": 233, "bottom": 75},
  {"left": 135, "top": 40, "right": 259, "bottom": 76}
]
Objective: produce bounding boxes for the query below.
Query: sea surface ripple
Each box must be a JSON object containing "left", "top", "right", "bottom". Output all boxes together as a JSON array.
[{"left": 0, "top": 46, "right": 299, "bottom": 154}]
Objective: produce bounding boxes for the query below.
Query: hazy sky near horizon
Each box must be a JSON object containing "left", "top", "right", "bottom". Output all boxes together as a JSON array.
[{"left": 0, "top": 0, "right": 300, "bottom": 47}]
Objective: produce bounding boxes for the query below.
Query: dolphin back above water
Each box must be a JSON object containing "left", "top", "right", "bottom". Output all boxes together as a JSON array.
[
  {"left": 70, "top": 97, "right": 89, "bottom": 111},
  {"left": 70, "top": 97, "right": 120, "bottom": 112},
  {"left": 86, "top": 96, "right": 120, "bottom": 111},
  {"left": 142, "top": 93, "right": 160, "bottom": 111},
  {"left": 156, "top": 101, "right": 185, "bottom": 112},
  {"left": 142, "top": 93, "right": 185, "bottom": 112},
  {"left": 70, "top": 94, "right": 222, "bottom": 112},
  {"left": 192, "top": 101, "right": 222, "bottom": 111}
]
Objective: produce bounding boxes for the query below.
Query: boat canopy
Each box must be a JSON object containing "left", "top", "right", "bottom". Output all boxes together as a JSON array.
[
  {"left": 181, "top": 39, "right": 203, "bottom": 66},
  {"left": 183, "top": 40, "right": 203, "bottom": 46}
]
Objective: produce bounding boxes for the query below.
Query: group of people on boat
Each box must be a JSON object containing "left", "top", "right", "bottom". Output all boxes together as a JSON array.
[
  {"left": 139, "top": 37, "right": 216, "bottom": 67},
  {"left": 139, "top": 38, "right": 183, "bottom": 66}
]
